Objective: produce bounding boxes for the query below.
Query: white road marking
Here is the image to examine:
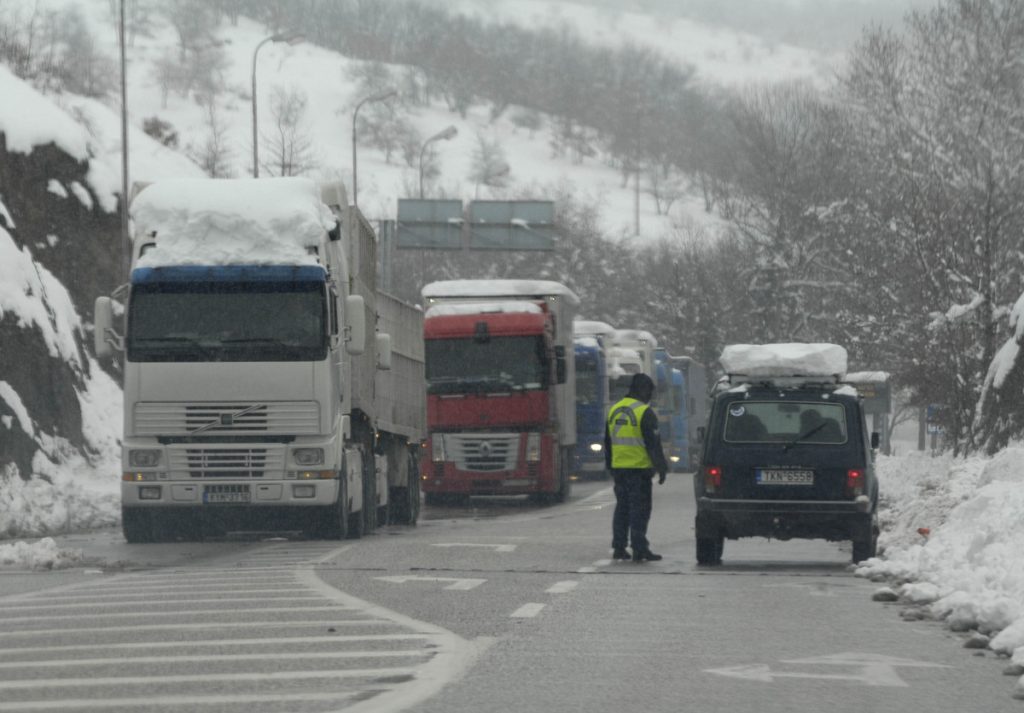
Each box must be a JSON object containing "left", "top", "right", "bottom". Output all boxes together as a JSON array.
[
  {"left": 706, "top": 652, "right": 953, "bottom": 688},
  {"left": 577, "top": 566, "right": 598, "bottom": 573},
  {"left": 374, "top": 575, "right": 486, "bottom": 590},
  {"left": 0, "top": 667, "right": 421, "bottom": 690},
  {"left": 593, "top": 558, "right": 612, "bottom": 566},
  {"left": 0, "top": 650, "right": 432, "bottom": 669},
  {"left": 0, "top": 605, "right": 354, "bottom": 625},
  {"left": 577, "top": 487, "right": 614, "bottom": 505},
  {"left": 0, "top": 634, "right": 433, "bottom": 656},
  {"left": 510, "top": 603, "right": 546, "bottom": 618},
  {"left": 0, "top": 619, "right": 394, "bottom": 638},
  {"left": 0, "top": 691, "right": 363, "bottom": 712},
  {"left": 546, "top": 581, "right": 579, "bottom": 594},
  {"left": 432, "top": 543, "right": 518, "bottom": 553},
  {"left": 0, "top": 595, "right": 323, "bottom": 613}
]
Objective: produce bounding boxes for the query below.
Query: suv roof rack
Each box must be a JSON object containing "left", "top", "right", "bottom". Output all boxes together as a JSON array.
[{"left": 716, "top": 373, "right": 845, "bottom": 391}]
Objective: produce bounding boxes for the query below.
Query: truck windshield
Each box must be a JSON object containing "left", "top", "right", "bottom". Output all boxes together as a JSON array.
[
  {"left": 426, "top": 336, "right": 547, "bottom": 393},
  {"left": 127, "top": 281, "right": 327, "bottom": 362},
  {"left": 575, "top": 358, "right": 599, "bottom": 405}
]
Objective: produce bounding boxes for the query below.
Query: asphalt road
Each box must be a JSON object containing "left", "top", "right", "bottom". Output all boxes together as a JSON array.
[{"left": 0, "top": 474, "right": 1017, "bottom": 712}]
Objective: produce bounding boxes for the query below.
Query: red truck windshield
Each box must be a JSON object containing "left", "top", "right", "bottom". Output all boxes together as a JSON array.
[{"left": 426, "top": 336, "right": 548, "bottom": 394}]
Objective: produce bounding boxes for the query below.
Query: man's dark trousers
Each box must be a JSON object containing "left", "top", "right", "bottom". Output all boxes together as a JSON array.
[{"left": 612, "top": 469, "right": 654, "bottom": 553}]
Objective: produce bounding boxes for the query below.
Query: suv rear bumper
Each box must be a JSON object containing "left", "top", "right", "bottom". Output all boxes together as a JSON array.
[
  {"left": 698, "top": 496, "right": 871, "bottom": 513},
  {"left": 697, "top": 496, "right": 874, "bottom": 542}
]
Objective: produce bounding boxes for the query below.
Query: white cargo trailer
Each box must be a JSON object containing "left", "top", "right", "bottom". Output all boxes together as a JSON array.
[{"left": 94, "top": 177, "right": 425, "bottom": 541}]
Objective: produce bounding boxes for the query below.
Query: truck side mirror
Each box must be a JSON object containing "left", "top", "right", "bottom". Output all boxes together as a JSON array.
[
  {"left": 554, "top": 345, "right": 567, "bottom": 384},
  {"left": 93, "top": 296, "right": 121, "bottom": 357},
  {"left": 376, "top": 333, "right": 392, "bottom": 370},
  {"left": 344, "top": 295, "right": 366, "bottom": 355},
  {"left": 697, "top": 426, "right": 706, "bottom": 444},
  {"left": 871, "top": 432, "right": 880, "bottom": 450}
]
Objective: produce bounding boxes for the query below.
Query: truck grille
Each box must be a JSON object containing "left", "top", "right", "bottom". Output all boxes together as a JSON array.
[
  {"left": 134, "top": 402, "right": 320, "bottom": 436},
  {"left": 167, "top": 445, "right": 286, "bottom": 479},
  {"left": 445, "top": 433, "right": 520, "bottom": 472}
]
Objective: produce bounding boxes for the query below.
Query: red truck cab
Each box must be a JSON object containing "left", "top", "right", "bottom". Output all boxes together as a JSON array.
[{"left": 419, "top": 288, "right": 575, "bottom": 504}]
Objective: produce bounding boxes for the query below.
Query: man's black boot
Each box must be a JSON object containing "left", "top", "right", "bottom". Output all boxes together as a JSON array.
[
  {"left": 632, "top": 550, "right": 663, "bottom": 562},
  {"left": 612, "top": 548, "right": 631, "bottom": 560}
]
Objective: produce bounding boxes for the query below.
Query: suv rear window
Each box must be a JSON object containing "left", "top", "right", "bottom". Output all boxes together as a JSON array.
[{"left": 723, "top": 401, "right": 847, "bottom": 445}]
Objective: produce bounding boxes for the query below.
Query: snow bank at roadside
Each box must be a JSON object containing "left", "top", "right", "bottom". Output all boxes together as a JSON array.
[
  {"left": 858, "top": 448, "right": 1024, "bottom": 662},
  {"left": 0, "top": 537, "right": 83, "bottom": 571}
]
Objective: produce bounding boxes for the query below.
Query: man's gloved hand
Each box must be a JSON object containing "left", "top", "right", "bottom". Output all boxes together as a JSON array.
[{"left": 658, "top": 471, "right": 667, "bottom": 485}]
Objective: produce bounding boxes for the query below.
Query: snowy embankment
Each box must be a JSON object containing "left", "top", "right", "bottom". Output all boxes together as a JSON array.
[{"left": 858, "top": 448, "right": 1024, "bottom": 692}]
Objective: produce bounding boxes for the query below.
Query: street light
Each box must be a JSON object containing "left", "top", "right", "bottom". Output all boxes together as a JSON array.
[
  {"left": 251, "top": 32, "right": 303, "bottom": 178},
  {"left": 351, "top": 89, "right": 398, "bottom": 209},
  {"left": 118, "top": 0, "right": 129, "bottom": 281},
  {"left": 418, "top": 126, "right": 459, "bottom": 199}
]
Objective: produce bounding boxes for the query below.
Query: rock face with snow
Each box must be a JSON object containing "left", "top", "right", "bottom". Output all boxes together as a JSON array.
[
  {"left": 0, "top": 68, "right": 123, "bottom": 534},
  {"left": 0, "top": 144, "right": 119, "bottom": 481}
]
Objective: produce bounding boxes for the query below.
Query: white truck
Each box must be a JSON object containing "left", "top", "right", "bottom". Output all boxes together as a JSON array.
[{"left": 94, "top": 177, "right": 425, "bottom": 542}]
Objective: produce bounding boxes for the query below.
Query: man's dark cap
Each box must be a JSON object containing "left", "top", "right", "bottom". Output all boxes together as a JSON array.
[{"left": 627, "top": 373, "right": 655, "bottom": 399}]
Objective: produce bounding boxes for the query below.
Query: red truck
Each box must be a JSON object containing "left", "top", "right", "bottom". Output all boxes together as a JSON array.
[{"left": 419, "top": 280, "right": 578, "bottom": 505}]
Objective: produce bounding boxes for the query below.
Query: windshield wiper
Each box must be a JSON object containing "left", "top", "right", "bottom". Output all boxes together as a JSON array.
[
  {"left": 783, "top": 422, "right": 827, "bottom": 451},
  {"left": 221, "top": 337, "right": 294, "bottom": 347}
]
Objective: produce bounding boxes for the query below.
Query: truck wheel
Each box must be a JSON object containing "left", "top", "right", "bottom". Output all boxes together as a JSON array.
[
  {"left": 311, "top": 475, "right": 348, "bottom": 540},
  {"left": 122, "top": 507, "right": 154, "bottom": 544},
  {"left": 555, "top": 450, "right": 572, "bottom": 503},
  {"left": 390, "top": 453, "right": 421, "bottom": 525},
  {"left": 361, "top": 451, "right": 377, "bottom": 534},
  {"left": 696, "top": 536, "right": 723, "bottom": 565}
]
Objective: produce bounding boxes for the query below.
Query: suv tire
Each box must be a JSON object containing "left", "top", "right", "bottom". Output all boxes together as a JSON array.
[{"left": 696, "top": 535, "right": 724, "bottom": 565}]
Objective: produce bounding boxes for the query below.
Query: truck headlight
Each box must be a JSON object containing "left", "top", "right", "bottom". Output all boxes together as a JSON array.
[
  {"left": 589, "top": 443, "right": 602, "bottom": 452},
  {"left": 292, "top": 448, "right": 324, "bottom": 466},
  {"left": 431, "top": 433, "right": 446, "bottom": 462},
  {"left": 526, "top": 433, "right": 541, "bottom": 462},
  {"left": 128, "top": 449, "right": 161, "bottom": 467}
]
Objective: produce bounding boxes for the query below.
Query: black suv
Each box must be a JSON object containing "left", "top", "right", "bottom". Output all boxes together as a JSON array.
[{"left": 694, "top": 380, "right": 879, "bottom": 565}]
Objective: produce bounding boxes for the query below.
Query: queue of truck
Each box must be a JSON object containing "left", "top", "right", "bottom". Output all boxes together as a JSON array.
[{"left": 93, "top": 177, "right": 708, "bottom": 541}]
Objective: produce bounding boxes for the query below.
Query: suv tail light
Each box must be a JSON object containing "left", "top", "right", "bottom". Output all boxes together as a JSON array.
[
  {"left": 704, "top": 465, "right": 722, "bottom": 493},
  {"left": 845, "top": 468, "right": 865, "bottom": 497}
]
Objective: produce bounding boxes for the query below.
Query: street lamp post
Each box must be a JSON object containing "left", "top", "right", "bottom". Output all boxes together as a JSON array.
[
  {"left": 251, "top": 32, "right": 303, "bottom": 178},
  {"left": 118, "top": 0, "right": 129, "bottom": 281},
  {"left": 351, "top": 89, "right": 397, "bottom": 209},
  {"left": 418, "top": 126, "right": 458, "bottom": 199}
]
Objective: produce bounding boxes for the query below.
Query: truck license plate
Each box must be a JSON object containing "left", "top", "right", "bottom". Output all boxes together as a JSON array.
[
  {"left": 203, "top": 485, "right": 251, "bottom": 504},
  {"left": 756, "top": 469, "right": 813, "bottom": 485}
]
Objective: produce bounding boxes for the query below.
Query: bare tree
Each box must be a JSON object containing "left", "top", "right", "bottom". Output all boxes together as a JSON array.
[
  {"left": 188, "top": 99, "right": 233, "bottom": 178},
  {"left": 261, "top": 86, "right": 316, "bottom": 177},
  {"left": 469, "top": 133, "right": 510, "bottom": 194}
]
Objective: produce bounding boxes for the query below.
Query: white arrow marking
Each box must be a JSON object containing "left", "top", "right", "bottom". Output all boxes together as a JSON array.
[
  {"left": 706, "top": 663, "right": 907, "bottom": 687},
  {"left": 432, "top": 543, "right": 518, "bottom": 553},
  {"left": 374, "top": 576, "right": 486, "bottom": 591},
  {"left": 783, "top": 652, "right": 952, "bottom": 668}
]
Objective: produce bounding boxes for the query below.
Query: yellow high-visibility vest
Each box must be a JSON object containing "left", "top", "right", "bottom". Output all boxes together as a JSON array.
[{"left": 607, "top": 397, "right": 653, "bottom": 469}]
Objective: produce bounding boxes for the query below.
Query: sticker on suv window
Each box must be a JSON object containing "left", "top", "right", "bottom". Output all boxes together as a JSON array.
[{"left": 729, "top": 406, "right": 746, "bottom": 417}]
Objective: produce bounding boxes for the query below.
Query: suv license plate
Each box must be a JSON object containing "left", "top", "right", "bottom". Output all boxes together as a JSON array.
[{"left": 756, "top": 469, "right": 814, "bottom": 485}]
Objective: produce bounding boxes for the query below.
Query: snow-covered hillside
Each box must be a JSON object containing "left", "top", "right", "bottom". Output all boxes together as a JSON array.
[{"left": 25, "top": 0, "right": 842, "bottom": 243}]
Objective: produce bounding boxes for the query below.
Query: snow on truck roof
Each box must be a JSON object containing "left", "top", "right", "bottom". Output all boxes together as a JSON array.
[
  {"left": 574, "top": 320, "right": 616, "bottom": 336},
  {"left": 132, "top": 177, "right": 334, "bottom": 268},
  {"left": 425, "top": 301, "right": 543, "bottom": 318},
  {"left": 422, "top": 280, "right": 580, "bottom": 305},
  {"left": 720, "top": 343, "right": 848, "bottom": 380}
]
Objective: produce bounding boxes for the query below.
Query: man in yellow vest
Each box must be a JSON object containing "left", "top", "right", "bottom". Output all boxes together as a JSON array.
[{"left": 604, "top": 373, "right": 668, "bottom": 562}]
